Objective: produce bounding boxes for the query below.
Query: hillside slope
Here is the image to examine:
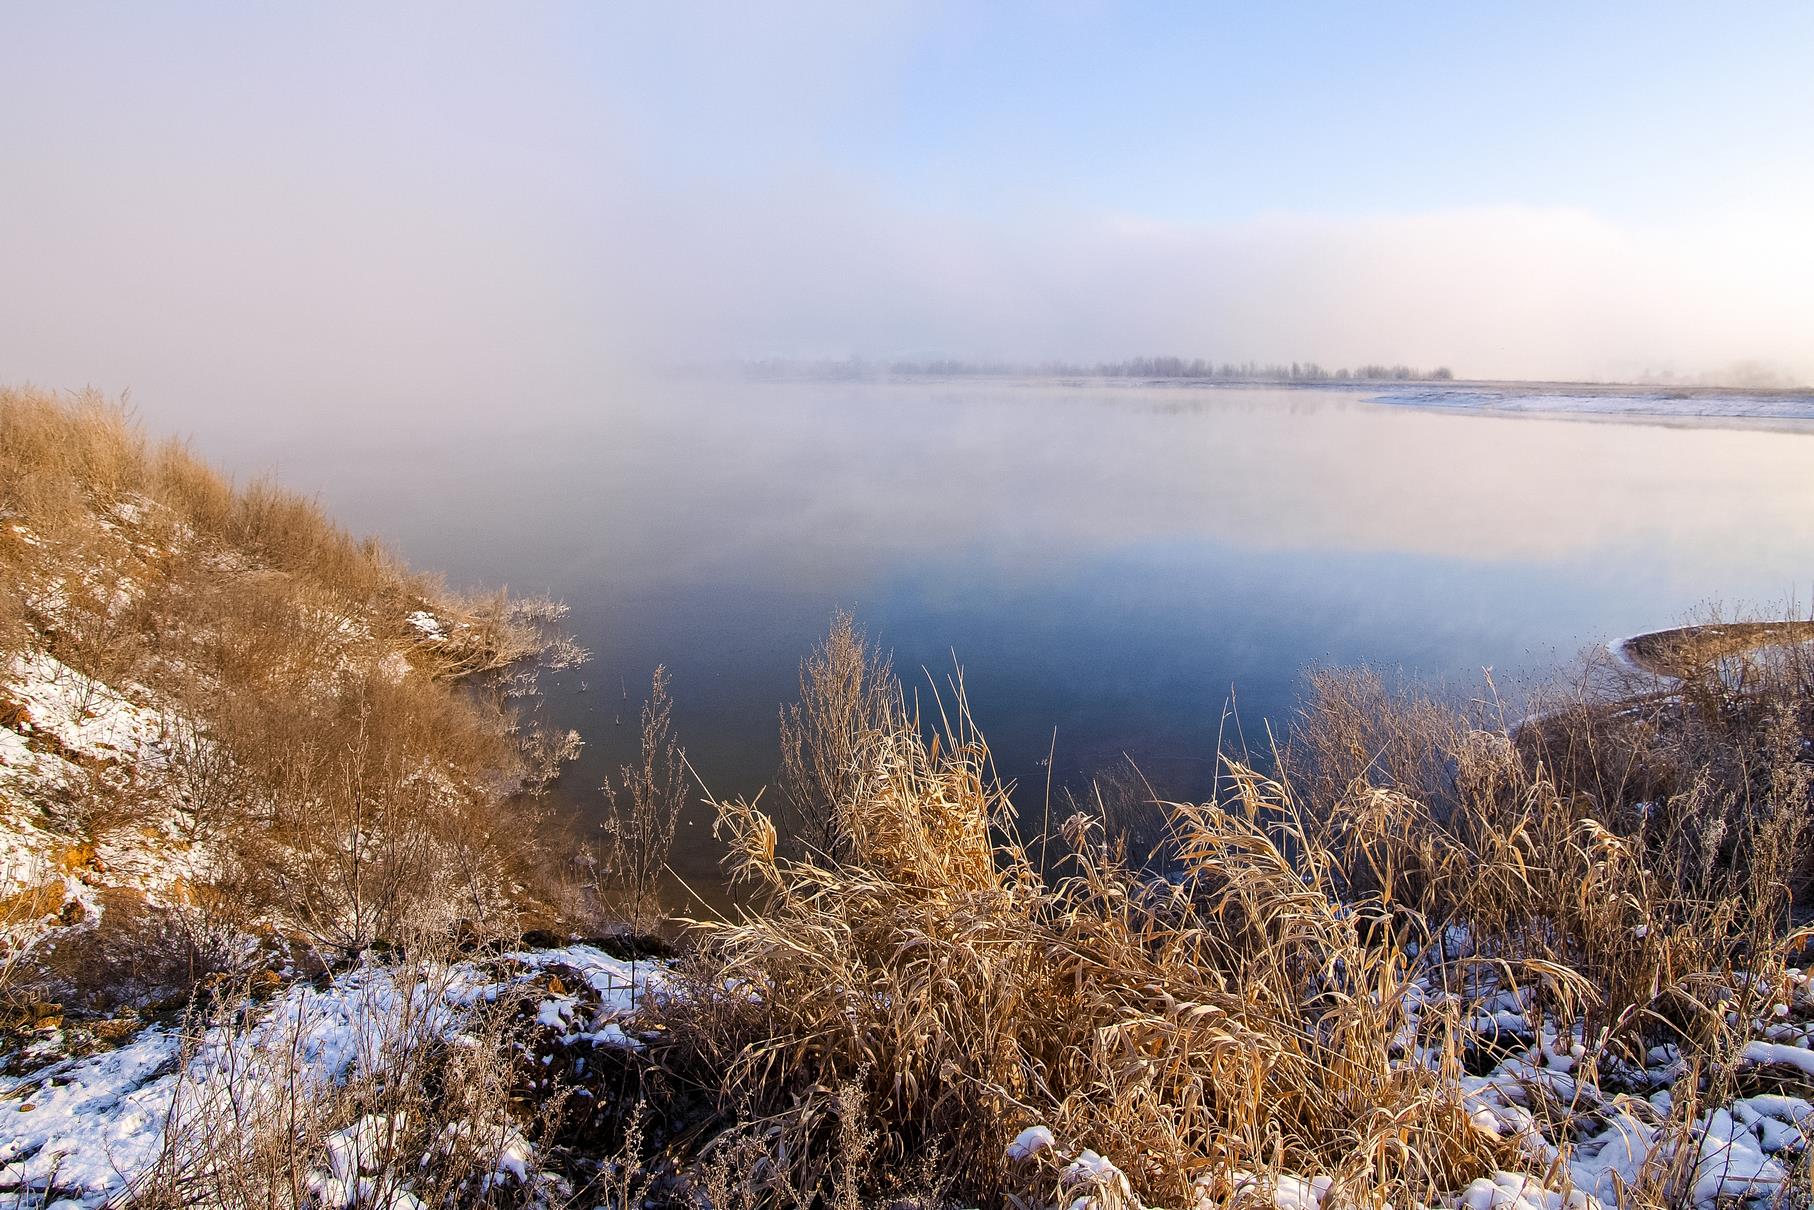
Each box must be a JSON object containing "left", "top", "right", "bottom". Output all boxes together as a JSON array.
[{"left": 0, "top": 388, "right": 585, "bottom": 1023}]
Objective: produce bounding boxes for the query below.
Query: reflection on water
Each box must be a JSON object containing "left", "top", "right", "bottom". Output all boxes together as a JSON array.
[{"left": 161, "top": 381, "right": 1814, "bottom": 880}]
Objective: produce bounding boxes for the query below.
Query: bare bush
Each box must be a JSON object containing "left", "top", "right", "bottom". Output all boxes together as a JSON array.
[{"left": 0, "top": 864, "right": 60, "bottom": 1029}]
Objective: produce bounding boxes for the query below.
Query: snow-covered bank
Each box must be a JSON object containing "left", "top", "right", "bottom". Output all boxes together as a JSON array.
[
  {"left": 999, "top": 960, "right": 1814, "bottom": 1210},
  {"left": 1, "top": 946, "right": 664, "bottom": 1207},
  {"left": 17, "top": 933, "right": 1814, "bottom": 1210}
]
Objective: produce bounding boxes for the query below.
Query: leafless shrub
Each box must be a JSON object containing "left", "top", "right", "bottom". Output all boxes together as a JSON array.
[
  {"left": 591, "top": 1100, "right": 657, "bottom": 1210},
  {"left": 160, "top": 715, "right": 253, "bottom": 846},
  {"left": 226, "top": 675, "right": 528, "bottom": 961}
]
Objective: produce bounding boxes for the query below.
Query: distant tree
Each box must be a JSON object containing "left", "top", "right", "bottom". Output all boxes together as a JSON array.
[{"left": 748, "top": 354, "right": 1461, "bottom": 386}]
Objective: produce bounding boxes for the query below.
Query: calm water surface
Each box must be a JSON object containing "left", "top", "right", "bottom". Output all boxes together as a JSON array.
[{"left": 159, "top": 381, "right": 1814, "bottom": 881}]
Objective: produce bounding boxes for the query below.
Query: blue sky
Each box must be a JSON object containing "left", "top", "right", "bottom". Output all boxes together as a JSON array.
[
  {"left": 582, "top": 2, "right": 1814, "bottom": 222},
  {"left": 2, "top": 1, "right": 1811, "bottom": 403}
]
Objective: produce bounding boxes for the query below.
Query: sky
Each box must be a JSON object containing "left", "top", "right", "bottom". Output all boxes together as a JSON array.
[{"left": 2, "top": 0, "right": 1812, "bottom": 419}]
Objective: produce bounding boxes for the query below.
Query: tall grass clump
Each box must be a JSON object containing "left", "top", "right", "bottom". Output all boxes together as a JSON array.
[
  {"left": 775, "top": 609, "right": 897, "bottom": 861},
  {"left": 655, "top": 683, "right": 1506, "bottom": 1207},
  {"left": 637, "top": 616, "right": 1814, "bottom": 1209},
  {"left": 585, "top": 666, "right": 688, "bottom": 935}
]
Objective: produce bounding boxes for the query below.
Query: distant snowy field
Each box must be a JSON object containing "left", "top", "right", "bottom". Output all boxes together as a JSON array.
[{"left": 1369, "top": 385, "right": 1814, "bottom": 424}]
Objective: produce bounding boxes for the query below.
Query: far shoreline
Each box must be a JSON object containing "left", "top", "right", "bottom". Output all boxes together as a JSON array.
[{"left": 715, "top": 365, "right": 1814, "bottom": 429}]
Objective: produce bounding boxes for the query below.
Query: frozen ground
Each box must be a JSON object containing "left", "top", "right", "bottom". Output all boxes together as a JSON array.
[
  {"left": 0, "top": 946, "right": 662, "bottom": 1207},
  {"left": 18, "top": 922, "right": 1808, "bottom": 1210},
  {"left": 1369, "top": 384, "right": 1814, "bottom": 424},
  {"left": 1005, "top": 958, "right": 1814, "bottom": 1210}
]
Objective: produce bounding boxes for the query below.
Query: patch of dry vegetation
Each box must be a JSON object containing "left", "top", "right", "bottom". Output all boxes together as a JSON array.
[
  {"left": 577, "top": 666, "right": 689, "bottom": 936},
  {"left": 1622, "top": 619, "right": 1814, "bottom": 684},
  {"left": 775, "top": 610, "right": 897, "bottom": 862},
  {"left": 0, "top": 387, "right": 584, "bottom": 1017},
  {"left": 127, "top": 938, "right": 556, "bottom": 1210},
  {"left": 602, "top": 620, "right": 1814, "bottom": 1209}
]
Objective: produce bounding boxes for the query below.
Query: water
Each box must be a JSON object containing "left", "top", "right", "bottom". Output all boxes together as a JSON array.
[{"left": 159, "top": 379, "right": 1814, "bottom": 881}]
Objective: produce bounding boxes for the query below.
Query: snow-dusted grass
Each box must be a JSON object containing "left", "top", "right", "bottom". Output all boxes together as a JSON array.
[
  {"left": 1, "top": 650, "right": 178, "bottom": 884},
  {"left": 0, "top": 387, "right": 600, "bottom": 1024},
  {"left": 1, "top": 945, "right": 662, "bottom": 1207},
  {"left": 637, "top": 633, "right": 1814, "bottom": 1210},
  {"left": 9, "top": 387, "right": 1814, "bottom": 1208}
]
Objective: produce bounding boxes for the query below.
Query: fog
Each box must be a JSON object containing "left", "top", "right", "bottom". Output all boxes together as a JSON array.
[{"left": 3, "top": 3, "right": 1811, "bottom": 434}]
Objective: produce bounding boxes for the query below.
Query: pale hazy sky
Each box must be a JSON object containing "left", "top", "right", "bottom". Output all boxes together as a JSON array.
[{"left": 3, "top": 1, "right": 1812, "bottom": 414}]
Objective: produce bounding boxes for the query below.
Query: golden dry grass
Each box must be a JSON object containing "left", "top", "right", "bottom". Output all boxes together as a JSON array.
[
  {"left": 625, "top": 621, "right": 1814, "bottom": 1209},
  {"left": 0, "top": 386, "right": 584, "bottom": 1006},
  {"left": 1623, "top": 620, "right": 1814, "bottom": 682}
]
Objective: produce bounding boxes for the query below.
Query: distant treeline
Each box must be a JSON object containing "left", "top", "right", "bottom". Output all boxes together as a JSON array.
[{"left": 740, "top": 356, "right": 1455, "bottom": 382}]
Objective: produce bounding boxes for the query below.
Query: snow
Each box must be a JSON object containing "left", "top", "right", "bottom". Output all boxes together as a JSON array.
[
  {"left": 311, "top": 1113, "right": 419, "bottom": 1209},
  {"left": 0, "top": 945, "right": 657, "bottom": 1207},
  {"left": 1741, "top": 1039, "right": 1814, "bottom": 1078},
  {"left": 1006, "top": 1125, "right": 1055, "bottom": 1162},
  {"left": 1061, "top": 1148, "right": 1139, "bottom": 1210},
  {"left": 1370, "top": 385, "right": 1814, "bottom": 424},
  {"left": 0, "top": 1026, "right": 187, "bottom": 1199},
  {"left": 1, "top": 966, "right": 436, "bottom": 1203},
  {"left": 508, "top": 942, "right": 665, "bottom": 1028},
  {"left": 3, "top": 651, "right": 168, "bottom": 772},
  {"left": 404, "top": 611, "right": 445, "bottom": 640},
  {"left": 1734, "top": 1093, "right": 1814, "bottom": 1127},
  {"left": 1691, "top": 1108, "right": 1787, "bottom": 1204},
  {"left": 1226, "top": 1171, "right": 1333, "bottom": 1210},
  {"left": 1461, "top": 1171, "right": 1600, "bottom": 1210},
  {"left": 0, "top": 651, "right": 225, "bottom": 940}
]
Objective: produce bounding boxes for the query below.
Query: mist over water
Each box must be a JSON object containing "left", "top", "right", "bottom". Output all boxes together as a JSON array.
[
  {"left": 139, "top": 379, "right": 1814, "bottom": 881},
  {"left": 7, "top": 6, "right": 1814, "bottom": 405}
]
